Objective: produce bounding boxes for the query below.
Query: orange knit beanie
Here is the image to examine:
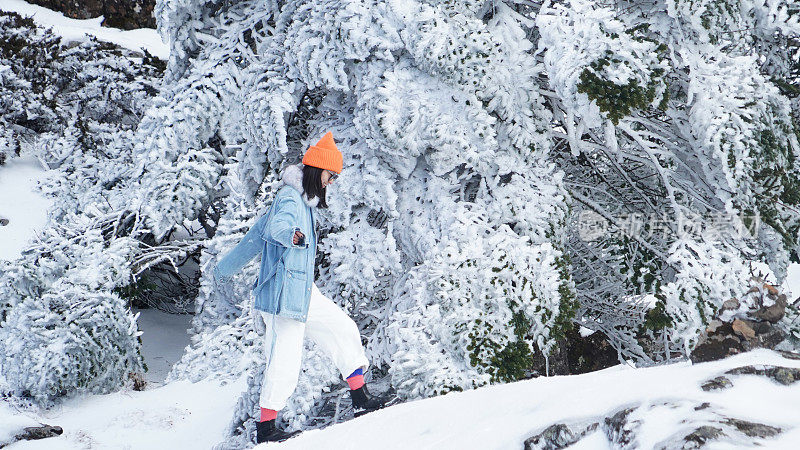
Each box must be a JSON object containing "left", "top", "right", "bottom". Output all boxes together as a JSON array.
[{"left": 302, "top": 131, "right": 343, "bottom": 174}]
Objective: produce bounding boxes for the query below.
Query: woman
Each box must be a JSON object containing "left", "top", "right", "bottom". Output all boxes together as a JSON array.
[{"left": 213, "top": 131, "right": 389, "bottom": 443}]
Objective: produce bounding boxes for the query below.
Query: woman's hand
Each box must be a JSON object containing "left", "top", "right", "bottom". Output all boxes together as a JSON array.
[{"left": 293, "top": 230, "right": 305, "bottom": 245}]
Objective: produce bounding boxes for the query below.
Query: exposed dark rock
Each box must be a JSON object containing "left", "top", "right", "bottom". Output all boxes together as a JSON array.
[
  {"left": 16, "top": 425, "right": 63, "bottom": 441},
  {"left": 652, "top": 404, "right": 784, "bottom": 449},
  {"left": 524, "top": 421, "right": 599, "bottom": 450},
  {"left": 701, "top": 376, "right": 733, "bottom": 391},
  {"left": 722, "top": 418, "right": 781, "bottom": 438},
  {"left": 751, "top": 325, "right": 788, "bottom": 349},
  {"left": 529, "top": 327, "right": 620, "bottom": 377},
  {"left": 706, "top": 319, "right": 723, "bottom": 333},
  {"left": 740, "top": 282, "right": 788, "bottom": 324},
  {"left": 654, "top": 416, "right": 782, "bottom": 449},
  {"left": 690, "top": 278, "right": 789, "bottom": 364},
  {"left": 525, "top": 400, "right": 784, "bottom": 450},
  {"left": 0, "top": 217, "right": 8, "bottom": 226},
  {"left": 565, "top": 328, "right": 621, "bottom": 374},
  {"left": 721, "top": 298, "right": 739, "bottom": 311},
  {"left": 0, "top": 425, "right": 64, "bottom": 447},
  {"left": 725, "top": 365, "right": 800, "bottom": 385},
  {"left": 775, "top": 350, "right": 800, "bottom": 360},
  {"left": 681, "top": 425, "right": 725, "bottom": 447},
  {"left": 752, "top": 295, "right": 788, "bottom": 323},
  {"left": 690, "top": 331, "right": 746, "bottom": 364},
  {"left": 531, "top": 336, "right": 571, "bottom": 376},
  {"left": 523, "top": 405, "right": 642, "bottom": 450},
  {"left": 604, "top": 406, "right": 638, "bottom": 448},
  {"left": 24, "top": 0, "right": 156, "bottom": 30},
  {"left": 102, "top": 0, "right": 156, "bottom": 29}
]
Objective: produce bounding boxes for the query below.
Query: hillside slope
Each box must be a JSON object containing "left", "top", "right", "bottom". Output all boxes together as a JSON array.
[{"left": 265, "top": 349, "right": 800, "bottom": 449}]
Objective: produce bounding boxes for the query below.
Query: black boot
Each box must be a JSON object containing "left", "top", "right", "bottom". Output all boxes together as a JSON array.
[
  {"left": 349, "top": 384, "right": 392, "bottom": 417},
  {"left": 256, "top": 419, "right": 301, "bottom": 443}
]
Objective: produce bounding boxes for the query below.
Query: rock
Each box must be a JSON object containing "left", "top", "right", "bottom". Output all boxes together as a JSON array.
[
  {"left": 564, "top": 328, "right": 620, "bottom": 375},
  {"left": 524, "top": 421, "right": 599, "bottom": 450},
  {"left": 12, "top": 425, "right": 63, "bottom": 443},
  {"left": 732, "top": 319, "right": 756, "bottom": 340},
  {"left": 706, "top": 320, "right": 723, "bottom": 333},
  {"left": 690, "top": 278, "right": 790, "bottom": 363},
  {"left": 775, "top": 350, "right": 800, "bottom": 360},
  {"left": 722, "top": 418, "right": 781, "bottom": 438},
  {"left": 0, "top": 217, "right": 8, "bottom": 226},
  {"left": 102, "top": 0, "right": 157, "bottom": 29},
  {"left": 721, "top": 298, "right": 740, "bottom": 310},
  {"left": 726, "top": 365, "right": 800, "bottom": 386},
  {"left": 690, "top": 332, "right": 745, "bottom": 364},
  {"left": 529, "top": 327, "right": 620, "bottom": 378},
  {"left": 752, "top": 293, "right": 787, "bottom": 323},
  {"left": 701, "top": 376, "right": 733, "bottom": 391},
  {"left": 739, "top": 281, "right": 788, "bottom": 323},
  {"left": 750, "top": 320, "right": 771, "bottom": 334},
  {"left": 525, "top": 400, "right": 784, "bottom": 450},
  {"left": 681, "top": 426, "right": 725, "bottom": 447},
  {"left": 743, "top": 325, "right": 786, "bottom": 351},
  {"left": 24, "top": 0, "right": 156, "bottom": 30},
  {"left": 692, "top": 318, "right": 785, "bottom": 363},
  {"left": 651, "top": 404, "right": 783, "bottom": 449},
  {"left": 524, "top": 405, "right": 640, "bottom": 450},
  {"left": 604, "top": 407, "right": 638, "bottom": 448}
]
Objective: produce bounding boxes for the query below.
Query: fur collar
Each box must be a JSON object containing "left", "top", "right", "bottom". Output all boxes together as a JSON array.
[{"left": 281, "top": 163, "right": 319, "bottom": 208}]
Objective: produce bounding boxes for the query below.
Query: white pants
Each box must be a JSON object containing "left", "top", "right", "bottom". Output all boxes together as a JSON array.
[{"left": 259, "top": 283, "right": 369, "bottom": 410}]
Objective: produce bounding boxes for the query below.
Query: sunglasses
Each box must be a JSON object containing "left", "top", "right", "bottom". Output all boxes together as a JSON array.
[{"left": 325, "top": 170, "right": 338, "bottom": 181}]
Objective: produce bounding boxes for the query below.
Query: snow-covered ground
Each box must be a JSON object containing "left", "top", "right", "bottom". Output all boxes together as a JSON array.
[
  {"left": 0, "top": 154, "right": 52, "bottom": 261},
  {"left": 0, "top": 0, "right": 168, "bottom": 59},
  {"left": 264, "top": 349, "right": 800, "bottom": 449},
  {"left": 134, "top": 309, "right": 194, "bottom": 386},
  {"left": 2, "top": 349, "right": 798, "bottom": 449},
  {"left": 0, "top": 376, "right": 245, "bottom": 449}
]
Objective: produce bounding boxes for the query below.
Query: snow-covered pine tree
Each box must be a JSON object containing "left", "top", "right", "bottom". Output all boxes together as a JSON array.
[
  {"left": 536, "top": 0, "right": 800, "bottom": 359},
  {"left": 0, "top": 12, "right": 167, "bottom": 403},
  {"left": 0, "top": 217, "right": 145, "bottom": 404},
  {"left": 149, "top": 0, "right": 576, "bottom": 440},
  {"left": 0, "top": 12, "right": 60, "bottom": 166}
]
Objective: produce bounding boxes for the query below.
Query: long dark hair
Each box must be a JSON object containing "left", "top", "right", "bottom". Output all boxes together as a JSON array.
[{"left": 302, "top": 164, "right": 328, "bottom": 208}]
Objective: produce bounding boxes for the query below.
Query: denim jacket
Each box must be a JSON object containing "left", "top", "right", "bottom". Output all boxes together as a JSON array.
[{"left": 212, "top": 176, "right": 318, "bottom": 322}]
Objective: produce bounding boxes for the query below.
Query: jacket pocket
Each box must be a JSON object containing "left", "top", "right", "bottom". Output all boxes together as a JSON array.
[
  {"left": 283, "top": 246, "right": 307, "bottom": 272},
  {"left": 280, "top": 269, "right": 308, "bottom": 315}
]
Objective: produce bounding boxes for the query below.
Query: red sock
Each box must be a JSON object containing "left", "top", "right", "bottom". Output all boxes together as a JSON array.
[
  {"left": 346, "top": 368, "right": 365, "bottom": 390},
  {"left": 346, "top": 374, "right": 365, "bottom": 390},
  {"left": 260, "top": 408, "right": 278, "bottom": 422}
]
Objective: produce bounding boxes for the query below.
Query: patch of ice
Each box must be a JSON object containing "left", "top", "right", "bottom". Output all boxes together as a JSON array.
[{"left": 134, "top": 308, "right": 193, "bottom": 386}]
